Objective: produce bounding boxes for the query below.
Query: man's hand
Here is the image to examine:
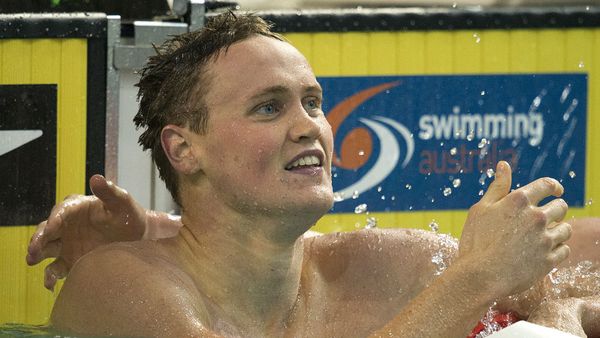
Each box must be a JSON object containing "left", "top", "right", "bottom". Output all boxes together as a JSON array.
[
  {"left": 27, "top": 175, "right": 147, "bottom": 290},
  {"left": 459, "top": 161, "right": 572, "bottom": 298}
]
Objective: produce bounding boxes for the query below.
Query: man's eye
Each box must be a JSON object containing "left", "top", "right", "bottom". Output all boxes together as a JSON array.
[
  {"left": 304, "top": 97, "right": 322, "bottom": 115},
  {"left": 256, "top": 102, "right": 279, "bottom": 116}
]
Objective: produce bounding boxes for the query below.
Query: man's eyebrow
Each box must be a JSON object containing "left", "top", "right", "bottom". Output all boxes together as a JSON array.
[
  {"left": 249, "top": 85, "right": 289, "bottom": 101},
  {"left": 248, "top": 85, "right": 323, "bottom": 101}
]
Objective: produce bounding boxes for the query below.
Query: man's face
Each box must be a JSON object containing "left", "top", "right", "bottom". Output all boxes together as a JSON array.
[{"left": 191, "top": 35, "right": 334, "bottom": 223}]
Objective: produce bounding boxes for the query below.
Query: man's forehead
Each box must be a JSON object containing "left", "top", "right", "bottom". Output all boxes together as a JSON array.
[{"left": 205, "top": 35, "right": 319, "bottom": 103}]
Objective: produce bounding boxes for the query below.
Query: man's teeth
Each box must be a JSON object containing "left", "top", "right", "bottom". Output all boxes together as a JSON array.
[{"left": 286, "top": 155, "right": 321, "bottom": 169}]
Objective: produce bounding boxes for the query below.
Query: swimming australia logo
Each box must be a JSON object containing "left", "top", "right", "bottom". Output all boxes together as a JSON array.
[
  {"left": 321, "top": 74, "right": 586, "bottom": 212},
  {"left": 327, "top": 81, "right": 414, "bottom": 201}
]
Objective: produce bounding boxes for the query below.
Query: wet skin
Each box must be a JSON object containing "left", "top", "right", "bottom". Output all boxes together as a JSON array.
[{"left": 50, "top": 35, "right": 593, "bottom": 338}]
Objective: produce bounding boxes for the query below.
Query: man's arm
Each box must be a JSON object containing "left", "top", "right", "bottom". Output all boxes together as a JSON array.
[
  {"left": 27, "top": 174, "right": 182, "bottom": 290},
  {"left": 314, "top": 161, "right": 571, "bottom": 337},
  {"left": 50, "top": 243, "right": 218, "bottom": 338},
  {"left": 527, "top": 296, "right": 600, "bottom": 337}
]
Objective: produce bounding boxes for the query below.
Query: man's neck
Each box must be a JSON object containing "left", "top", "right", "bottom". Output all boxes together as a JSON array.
[{"left": 172, "top": 205, "right": 307, "bottom": 336}]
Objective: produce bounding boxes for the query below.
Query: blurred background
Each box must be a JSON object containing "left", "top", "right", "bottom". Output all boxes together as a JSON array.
[{"left": 0, "top": 0, "right": 599, "bottom": 329}]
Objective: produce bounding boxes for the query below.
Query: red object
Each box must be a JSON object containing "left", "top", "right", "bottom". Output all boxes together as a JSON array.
[{"left": 467, "top": 311, "right": 520, "bottom": 338}]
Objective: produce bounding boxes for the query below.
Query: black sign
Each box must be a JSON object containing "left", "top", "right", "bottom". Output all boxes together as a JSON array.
[{"left": 0, "top": 85, "right": 57, "bottom": 226}]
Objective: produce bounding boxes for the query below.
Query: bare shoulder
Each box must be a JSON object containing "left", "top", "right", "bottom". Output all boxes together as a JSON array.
[
  {"left": 50, "top": 242, "right": 212, "bottom": 337},
  {"left": 305, "top": 228, "right": 458, "bottom": 260},
  {"left": 303, "top": 228, "right": 459, "bottom": 298}
]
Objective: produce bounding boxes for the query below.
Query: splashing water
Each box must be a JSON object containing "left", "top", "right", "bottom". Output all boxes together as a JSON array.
[
  {"left": 431, "top": 252, "right": 447, "bottom": 275},
  {"left": 429, "top": 220, "right": 439, "bottom": 232},
  {"left": 478, "top": 138, "right": 488, "bottom": 149},
  {"left": 475, "top": 307, "right": 503, "bottom": 337},
  {"left": 354, "top": 203, "right": 367, "bottom": 214},
  {"left": 352, "top": 190, "right": 360, "bottom": 199},
  {"left": 333, "top": 192, "right": 345, "bottom": 202},
  {"left": 467, "top": 130, "right": 475, "bottom": 141},
  {"left": 452, "top": 178, "right": 461, "bottom": 188},
  {"left": 365, "top": 217, "right": 377, "bottom": 229},
  {"left": 450, "top": 147, "right": 457, "bottom": 155},
  {"left": 479, "top": 173, "right": 487, "bottom": 185},
  {"left": 473, "top": 33, "right": 481, "bottom": 43},
  {"left": 443, "top": 187, "right": 452, "bottom": 196},
  {"left": 486, "top": 168, "right": 495, "bottom": 178},
  {"left": 569, "top": 171, "right": 576, "bottom": 179},
  {"left": 405, "top": 184, "right": 412, "bottom": 190}
]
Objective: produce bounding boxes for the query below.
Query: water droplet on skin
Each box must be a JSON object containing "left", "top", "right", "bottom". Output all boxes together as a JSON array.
[
  {"left": 431, "top": 252, "right": 447, "bottom": 275},
  {"left": 443, "top": 187, "right": 452, "bottom": 196},
  {"left": 450, "top": 147, "right": 457, "bottom": 155},
  {"left": 452, "top": 178, "right": 461, "bottom": 188},
  {"left": 486, "top": 168, "right": 495, "bottom": 178},
  {"left": 354, "top": 203, "right": 368, "bottom": 214},
  {"left": 358, "top": 150, "right": 365, "bottom": 156},
  {"left": 365, "top": 217, "right": 377, "bottom": 229},
  {"left": 478, "top": 138, "right": 488, "bottom": 148},
  {"left": 405, "top": 184, "right": 412, "bottom": 190},
  {"left": 352, "top": 190, "right": 360, "bottom": 199},
  {"left": 569, "top": 171, "right": 576, "bottom": 178},
  {"left": 429, "top": 220, "right": 439, "bottom": 232}
]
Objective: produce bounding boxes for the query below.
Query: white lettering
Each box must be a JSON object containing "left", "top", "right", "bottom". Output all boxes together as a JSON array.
[{"left": 418, "top": 112, "right": 544, "bottom": 145}]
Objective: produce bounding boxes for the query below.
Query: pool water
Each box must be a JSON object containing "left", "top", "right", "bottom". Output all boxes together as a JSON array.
[{"left": 0, "top": 324, "right": 55, "bottom": 338}]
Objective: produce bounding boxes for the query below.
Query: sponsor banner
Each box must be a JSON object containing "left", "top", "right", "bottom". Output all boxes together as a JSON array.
[
  {"left": 321, "top": 74, "right": 587, "bottom": 213},
  {"left": 0, "top": 85, "right": 57, "bottom": 225}
]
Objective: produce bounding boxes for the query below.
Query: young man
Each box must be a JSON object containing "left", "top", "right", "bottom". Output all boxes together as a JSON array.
[{"left": 29, "top": 12, "right": 600, "bottom": 337}]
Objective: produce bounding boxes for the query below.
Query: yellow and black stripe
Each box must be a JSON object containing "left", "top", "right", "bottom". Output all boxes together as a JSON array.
[{"left": 0, "top": 13, "right": 106, "bottom": 324}]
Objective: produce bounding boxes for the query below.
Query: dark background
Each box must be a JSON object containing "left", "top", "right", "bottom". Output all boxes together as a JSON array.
[{"left": 0, "top": 85, "right": 57, "bottom": 226}]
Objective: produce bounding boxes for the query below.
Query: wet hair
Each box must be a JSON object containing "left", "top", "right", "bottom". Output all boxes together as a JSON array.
[{"left": 134, "top": 12, "right": 285, "bottom": 206}]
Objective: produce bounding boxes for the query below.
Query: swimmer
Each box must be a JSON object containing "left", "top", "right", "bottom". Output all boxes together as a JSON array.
[{"left": 28, "top": 12, "right": 600, "bottom": 337}]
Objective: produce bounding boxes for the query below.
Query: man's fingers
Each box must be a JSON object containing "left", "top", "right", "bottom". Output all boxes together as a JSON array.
[
  {"left": 480, "top": 161, "right": 512, "bottom": 204},
  {"left": 548, "top": 222, "right": 573, "bottom": 248},
  {"left": 27, "top": 221, "right": 47, "bottom": 265},
  {"left": 89, "top": 174, "right": 129, "bottom": 211},
  {"left": 549, "top": 243, "right": 571, "bottom": 265},
  {"left": 44, "top": 258, "right": 69, "bottom": 291},
  {"left": 39, "top": 239, "right": 62, "bottom": 261},
  {"left": 27, "top": 217, "right": 62, "bottom": 265},
  {"left": 540, "top": 198, "right": 569, "bottom": 224},
  {"left": 520, "top": 177, "right": 564, "bottom": 206}
]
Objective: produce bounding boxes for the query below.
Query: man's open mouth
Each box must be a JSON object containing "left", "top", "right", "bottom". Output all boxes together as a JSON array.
[{"left": 285, "top": 155, "right": 321, "bottom": 170}]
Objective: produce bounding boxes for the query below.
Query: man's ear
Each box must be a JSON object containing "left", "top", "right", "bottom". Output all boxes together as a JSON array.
[{"left": 161, "top": 125, "right": 202, "bottom": 175}]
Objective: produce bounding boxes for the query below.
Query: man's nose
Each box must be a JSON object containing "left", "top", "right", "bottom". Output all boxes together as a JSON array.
[{"left": 288, "top": 105, "right": 322, "bottom": 142}]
